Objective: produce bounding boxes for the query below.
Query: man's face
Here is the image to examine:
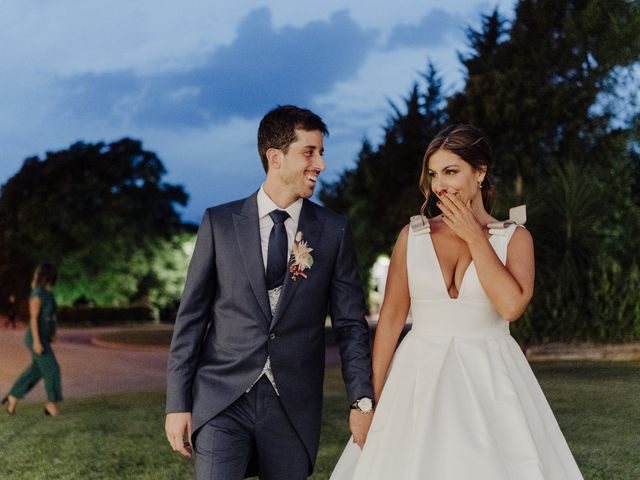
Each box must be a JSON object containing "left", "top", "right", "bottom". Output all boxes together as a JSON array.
[{"left": 277, "top": 129, "right": 326, "bottom": 199}]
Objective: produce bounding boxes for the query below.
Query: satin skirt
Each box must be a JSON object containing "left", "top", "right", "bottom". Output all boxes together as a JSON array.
[{"left": 330, "top": 326, "right": 584, "bottom": 480}]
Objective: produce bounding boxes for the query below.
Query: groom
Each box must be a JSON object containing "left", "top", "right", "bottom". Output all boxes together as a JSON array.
[{"left": 165, "top": 105, "right": 374, "bottom": 479}]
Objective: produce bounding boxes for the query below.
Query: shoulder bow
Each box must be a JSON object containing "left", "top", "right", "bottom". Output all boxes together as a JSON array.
[
  {"left": 487, "top": 205, "right": 527, "bottom": 236},
  {"left": 409, "top": 215, "right": 430, "bottom": 235}
]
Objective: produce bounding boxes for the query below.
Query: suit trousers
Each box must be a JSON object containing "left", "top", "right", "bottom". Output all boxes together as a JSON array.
[{"left": 194, "top": 376, "right": 309, "bottom": 480}]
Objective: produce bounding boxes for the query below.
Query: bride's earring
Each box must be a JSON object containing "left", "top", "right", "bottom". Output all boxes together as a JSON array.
[{"left": 477, "top": 180, "right": 483, "bottom": 190}]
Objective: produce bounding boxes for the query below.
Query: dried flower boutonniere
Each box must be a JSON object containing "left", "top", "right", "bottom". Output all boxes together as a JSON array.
[{"left": 290, "top": 231, "right": 314, "bottom": 281}]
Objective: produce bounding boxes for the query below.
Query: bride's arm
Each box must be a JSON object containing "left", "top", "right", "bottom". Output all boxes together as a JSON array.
[
  {"left": 438, "top": 192, "right": 534, "bottom": 321},
  {"left": 371, "top": 225, "right": 411, "bottom": 403},
  {"left": 469, "top": 227, "right": 534, "bottom": 321}
]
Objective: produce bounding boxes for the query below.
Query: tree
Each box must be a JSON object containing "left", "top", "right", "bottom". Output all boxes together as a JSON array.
[
  {"left": 320, "top": 62, "right": 447, "bottom": 285},
  {"left": 0, "top": 138, "right": 189, "bottom": 305},
  {"left": 446, "top": 0, "right": 640, "bottom": 342},
  {"left": 449, "top": 0, "right": 640, "bottom": 195},
  {"left": 320, "top": 0, "right": 640, "bottom": 342},
  {"left": 515, "top": 155, "right": 640, "bottom": 344}
]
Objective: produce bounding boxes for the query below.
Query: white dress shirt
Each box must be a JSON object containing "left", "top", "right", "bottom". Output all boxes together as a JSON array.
[{"left": 247, "top": 185, "right": 303, "bottom": 395}]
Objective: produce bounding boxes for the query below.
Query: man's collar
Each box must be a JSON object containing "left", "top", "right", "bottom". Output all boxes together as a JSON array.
[{"left": 257, "top": 185, "right": 303, "bottom": 223}]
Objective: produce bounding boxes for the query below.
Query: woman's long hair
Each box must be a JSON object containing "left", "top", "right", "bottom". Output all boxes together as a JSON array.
[
  {"left": 31, "top": 262, "right": 58, "bottom": 289},
  {"left": 419, "top": 124, "right": 495, "bottom": 217}
]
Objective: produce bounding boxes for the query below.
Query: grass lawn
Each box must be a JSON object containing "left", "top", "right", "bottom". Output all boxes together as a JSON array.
[{"left": 0, "top": 362, "right": 638, "bottom": 479}]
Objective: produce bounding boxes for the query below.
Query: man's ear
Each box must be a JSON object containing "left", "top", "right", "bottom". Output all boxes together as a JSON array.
[{"left": 266, "top": 148, "right": 281, "bottom": 170}]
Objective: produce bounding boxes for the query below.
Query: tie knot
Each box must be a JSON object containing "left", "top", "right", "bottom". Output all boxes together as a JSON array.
[{"left": 269, "top": 210, "right": 289, "bottom": 224}]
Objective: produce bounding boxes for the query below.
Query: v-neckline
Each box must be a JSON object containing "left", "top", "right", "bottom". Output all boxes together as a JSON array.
[{"left": 425, "top": 219, "right": 494, "bottom": 300}]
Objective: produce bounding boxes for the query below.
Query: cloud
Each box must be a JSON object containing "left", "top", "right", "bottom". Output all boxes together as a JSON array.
[
  {"left": 385, "top": 8, "right": 465, "bottom": 49},
  {"left": 57, "top": 7, "right": 378, "bottom": 128}
]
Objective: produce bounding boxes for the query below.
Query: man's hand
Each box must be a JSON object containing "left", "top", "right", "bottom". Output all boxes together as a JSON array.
[
  {"left": 349, "top": 409, "right": 373, "bottom": 449},
  {"left": 165, "top": 412, "right": 193, "bottom": 457}
]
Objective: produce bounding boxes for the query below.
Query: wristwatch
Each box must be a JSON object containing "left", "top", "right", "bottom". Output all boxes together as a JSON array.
[{"left": 350, "top": 397, "right": 374, "bottom": 414}]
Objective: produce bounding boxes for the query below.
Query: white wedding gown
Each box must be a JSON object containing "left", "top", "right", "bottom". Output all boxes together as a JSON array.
[{"left": 330, "top": 215, "right": 583, "bottom": 480}]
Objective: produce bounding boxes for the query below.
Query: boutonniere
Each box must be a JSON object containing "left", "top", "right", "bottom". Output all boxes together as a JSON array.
[{"left": 289, "top": 231, "right": 314, "bottom": 281}]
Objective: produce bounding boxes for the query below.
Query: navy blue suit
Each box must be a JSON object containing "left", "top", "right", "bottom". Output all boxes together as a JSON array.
[{"left": 166, "top": 192, "right": 373, "bottom": 478}]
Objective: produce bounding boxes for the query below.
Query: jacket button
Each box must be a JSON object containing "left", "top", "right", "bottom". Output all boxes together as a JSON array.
[{"left": 269, "top": 333, "right": 276, "bottom": 340}]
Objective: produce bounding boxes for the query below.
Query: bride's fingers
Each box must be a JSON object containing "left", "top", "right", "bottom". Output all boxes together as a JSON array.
[
  {"left": 441, "top": 195, "right": 466, "bottom": 219},
  {"left": 436, "top": 193, "right": 454, "bottom": 213},
  {"left": 444, "top": 192, "right": 467, "bottom": 213},
  {"left": 437, "top": 192, "right": 457, "bottom": 211},
  {"left": 445, "top": 193, "right": 478, "bottom": 223},
  {"left": 436, "top": 198, "right": 455, "bottom": 217}
]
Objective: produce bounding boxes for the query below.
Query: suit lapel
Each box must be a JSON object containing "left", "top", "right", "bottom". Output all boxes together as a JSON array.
[
  {"left": 271, "top": 200, "right": 324, "bottom": 330},
  {"left": 233, "top": 192, "right": 271, "bottom": 323}
]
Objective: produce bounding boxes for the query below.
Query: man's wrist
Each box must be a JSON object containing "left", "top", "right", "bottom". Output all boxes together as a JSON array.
[{"left": 350, "top": 397, "right": 374, "bottom": 414}]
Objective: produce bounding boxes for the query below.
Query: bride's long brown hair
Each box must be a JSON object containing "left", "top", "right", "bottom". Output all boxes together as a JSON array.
[{"left": 419, "top": 124, "right": 495, "bottom": 217}]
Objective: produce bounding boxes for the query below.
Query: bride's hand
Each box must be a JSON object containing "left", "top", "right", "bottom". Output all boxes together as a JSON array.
[
  {"left": 349, "top": 410, "right": 373, "bottom": 449},
  {"left": 436, "top": 192, "right": 485, "bottom": 245}
]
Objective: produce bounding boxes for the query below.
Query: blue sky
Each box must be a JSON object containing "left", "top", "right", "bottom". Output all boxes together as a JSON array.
[{"left": 1, "top": 0, "right": 516, "bottom": 223}]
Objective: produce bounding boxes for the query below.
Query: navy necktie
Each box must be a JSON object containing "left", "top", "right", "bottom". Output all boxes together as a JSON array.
[{"left": 266, "top": 210, "right": 290, "bottom": 290}]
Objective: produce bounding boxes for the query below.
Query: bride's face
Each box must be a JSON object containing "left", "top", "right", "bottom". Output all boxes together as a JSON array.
[{"left": 427, "top": 149, "right": 484, "bottom": 204}]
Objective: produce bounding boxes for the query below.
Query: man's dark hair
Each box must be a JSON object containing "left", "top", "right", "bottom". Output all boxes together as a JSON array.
[{"left": 257, "top": 105, "right": 328, "bottom": 172}]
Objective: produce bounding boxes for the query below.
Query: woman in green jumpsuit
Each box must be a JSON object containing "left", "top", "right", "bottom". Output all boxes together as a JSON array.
[{"left": 2, "top": 263, "right": 62, "bottom": 416}]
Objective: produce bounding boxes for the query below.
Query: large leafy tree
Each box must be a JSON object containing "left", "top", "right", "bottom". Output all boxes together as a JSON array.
[{"left": 0, "top": 138, "right": 189, "bottom": 305}]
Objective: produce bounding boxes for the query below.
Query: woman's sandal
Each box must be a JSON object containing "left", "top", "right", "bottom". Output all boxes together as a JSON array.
[
  {"left": 1, "top": 396, "right": 16, "bottom": 416},
  {"left": 43, "top": 404, "right": 60, "bottom": 417}
]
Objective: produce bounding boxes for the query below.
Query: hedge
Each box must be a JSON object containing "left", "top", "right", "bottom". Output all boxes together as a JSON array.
[{"left": 57, "top": 305, "right": 154, "bottom": 326}]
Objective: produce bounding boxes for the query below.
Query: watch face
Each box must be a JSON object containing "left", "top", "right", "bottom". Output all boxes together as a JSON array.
[{"left": 358, "top": 398, "right": 373, "bottom": 412}]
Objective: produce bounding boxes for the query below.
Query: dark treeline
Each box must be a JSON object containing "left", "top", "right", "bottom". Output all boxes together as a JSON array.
[
  {"left": 0, "top": 139, "right": 194, "bottom": 316},
  {"left": 320, "top": 0, "right": 640, "bottom": 344}
]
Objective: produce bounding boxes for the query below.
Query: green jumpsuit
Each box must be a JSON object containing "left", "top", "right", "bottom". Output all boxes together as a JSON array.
[{"left": 9, "top": 287, "right": 62, "bottom": 403}]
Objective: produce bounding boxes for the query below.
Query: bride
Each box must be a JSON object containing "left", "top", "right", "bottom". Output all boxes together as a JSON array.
[{"left": 330, "top": 124, "right": 584, "bottom": 479}]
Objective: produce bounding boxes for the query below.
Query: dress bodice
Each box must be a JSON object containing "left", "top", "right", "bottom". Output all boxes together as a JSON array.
[
  {"left": 406, "top": 215, "right": 520, "bottom": 339},
  {"left": 331, "top": 207, "right": 583, "bottom": 480}
]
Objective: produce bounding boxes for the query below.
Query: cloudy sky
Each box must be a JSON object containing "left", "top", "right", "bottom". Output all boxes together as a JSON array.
[{"left": 1, "top": 0, "right": 516, "bottom": 223}]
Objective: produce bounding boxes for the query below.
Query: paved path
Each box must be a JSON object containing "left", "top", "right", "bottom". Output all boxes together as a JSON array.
[
  {"left": 0, "top": 325, "right": 342, "bottom": 404},
  {"left": 6, "top": 322, "right": 633, "bottom": 405},
  {"left": 0, "top": 326, "right": 169, "bottom": 403}
]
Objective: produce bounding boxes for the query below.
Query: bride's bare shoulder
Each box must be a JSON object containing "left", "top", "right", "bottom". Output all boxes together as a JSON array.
[{"left": 397, "top": 223, "right": 410, "bottom": 242}]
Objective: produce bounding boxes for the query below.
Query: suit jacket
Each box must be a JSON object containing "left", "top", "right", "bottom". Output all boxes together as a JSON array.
[{"left": 166, "top": 191, "right": 374, "bottom": 473}]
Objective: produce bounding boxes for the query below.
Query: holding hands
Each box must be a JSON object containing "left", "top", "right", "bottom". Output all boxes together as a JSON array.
[
  {"left": 349, "top": 409, "right": 373, "bottom": 449},
  {"left": 436, "top": 192, "right": 486, "bottom": 245}
]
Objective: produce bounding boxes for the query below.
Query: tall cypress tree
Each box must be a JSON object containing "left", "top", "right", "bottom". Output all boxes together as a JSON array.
[{"left": 320, "top": 62, "right": 447, "bottom": 285}]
